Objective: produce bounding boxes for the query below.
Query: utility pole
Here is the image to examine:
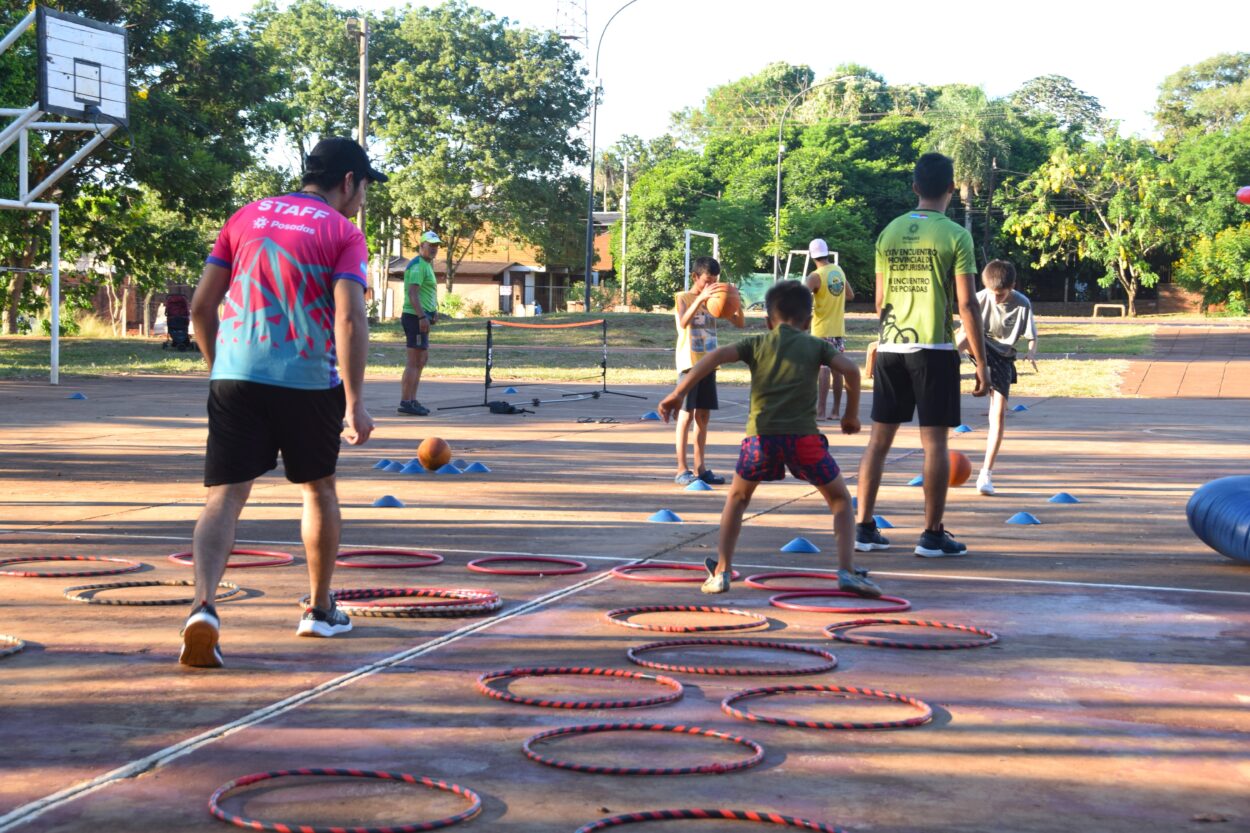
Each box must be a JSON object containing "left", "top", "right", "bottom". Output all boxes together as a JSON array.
[
  {"left": 621, "top": 154, "right": 628, "bottom": 307},
  {"left": 981, "top": 157, "right": 997, "bottom": 264},
  {"left": 347, "top": 17, "right": 369, "bottom": 235}
]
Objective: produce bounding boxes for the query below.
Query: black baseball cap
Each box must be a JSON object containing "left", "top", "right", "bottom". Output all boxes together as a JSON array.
[{"left": 305, "top": 137, "right": 388, "bottom": 183}]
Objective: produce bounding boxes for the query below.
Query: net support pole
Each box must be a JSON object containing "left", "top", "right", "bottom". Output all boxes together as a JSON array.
[{"left": 483, "top": 318, "right": 493, "bottom": 405}]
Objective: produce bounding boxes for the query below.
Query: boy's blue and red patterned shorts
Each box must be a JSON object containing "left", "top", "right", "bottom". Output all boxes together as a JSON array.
[{"left": 736, "top": 434, "right": 840, "bottom": 485}]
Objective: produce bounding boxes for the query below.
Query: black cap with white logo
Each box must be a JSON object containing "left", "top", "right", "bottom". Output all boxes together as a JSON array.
[{"left": 304, "top": 137, "right": 388, "bottom": 183}]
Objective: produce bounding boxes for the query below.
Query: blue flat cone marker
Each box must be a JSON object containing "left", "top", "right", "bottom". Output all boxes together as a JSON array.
[
  {"left": 451, "top": 458, "right": 468, "bottom": 469},
  {"left": 372, "top": 495, "right": 404, "bottom": 508},
  {"left": 908, "top": 475, "right": 924, "bottom": 486},
  {"left": 873, "top": 514, "right": 894, "bottom": 529},
  {"left": 400, "top": 462, "right": 425, "bottom": 474},
  {"left": 504, "top": 386, "right": 518, "bottom": 394},
  {"left": 407, "top": 458, "right": 421, "bottom": 466},
  {"left": 463, "top": 461, "right": 491, "bottom": 473},
  {"left": 435, "top": 463, "right": 462, "bottom": 474},
  {"left": 954, "top": 424, "right": 972, "bottom": 434},
  {"left": 384, "top": 461, "right": 405, "bottom": 472},
  {"left": 684, "top": 479, "right": 713, "bottom": 491},
  {"left": 67, "top": 392, "right": 87, "bottom": 400},
  {"left": 373, "top": 459, "right": 393, "bottom": 469},
  {"left": 641, "top": 410, "right": 661, "bottom": 421},
  {"left": 780, "top": 536, "right": 820, "bottom": 553},
  {"left": 647, "top": 509, "right": 682, "bottom": 523},
  {"left": 1048, "top": 492, "right": 1081, "bottom": 504},
  {"left": 1007, "top": 511, "right": 1042, "bottom": 525},
  {"left": 1011, "top": 404, "right": 1029, "bottom": 412}
]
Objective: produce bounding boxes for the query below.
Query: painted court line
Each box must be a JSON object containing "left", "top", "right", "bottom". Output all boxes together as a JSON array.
[{"left": 0, "top": 566, "right": 622, "bottom": 832}]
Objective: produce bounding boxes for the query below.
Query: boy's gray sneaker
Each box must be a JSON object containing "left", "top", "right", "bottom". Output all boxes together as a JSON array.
[
  {"left": 701, "top": 556, "right": 730, "bottom": 594},
  {"left": 674, "top": 470, "right": 696, "bottom": 486},
  {"left": 854, "top": 522, "right": 890, "bottom": 552},
  {"left": 397, "top": 400, "right": 430, "bottom": 416},
  {"left": 297, "top": 602, "right": 353, "bottom": 637},
  {"left": 915, "top": 526, "right": 969, "bottom": 558},
  {"left": 837, "top": 569, "right": 883, "bottom": 598},
  {"left": 180, "top": 601, "right": 223, "bottom": 668}
]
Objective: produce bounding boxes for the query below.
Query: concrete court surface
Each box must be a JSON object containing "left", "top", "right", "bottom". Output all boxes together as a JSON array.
[{"left": 0, "top": 373, "right": 1248, "bottom": 833}]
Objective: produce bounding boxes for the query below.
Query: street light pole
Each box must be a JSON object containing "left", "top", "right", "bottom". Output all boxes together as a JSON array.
[
  {"left": 621, "top": 153, "right": 628, "bottom": 307},
  {"left": 772, "top": 75, "right": 863, "bottom": 281},
  {"left": 582, "top": 0, "right": 641, "bottom": 312}
]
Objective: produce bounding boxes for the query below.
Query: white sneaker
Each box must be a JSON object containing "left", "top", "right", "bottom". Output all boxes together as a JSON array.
[{"left": 977, "top": 470, "right": 994, "bottom": 495}]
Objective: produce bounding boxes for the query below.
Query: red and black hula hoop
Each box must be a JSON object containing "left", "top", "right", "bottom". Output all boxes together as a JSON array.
[
  {"left": 606, "top": 605, "right": 769, "bottom": 633},
  {"left": 168, "top": 549, "right": 294, "bottom": 569},
  {"left": 612, "top": 563, "right": 741, "bottom": 583},
  {"left": 768, "top": 591, "right": 911, "bottom": 615},
  {"left": 207, "top": 768, "right": 482, "bottom": 832},
  {"left": 824, "top": 617, "right": 999, "bottom": 650},
  {"left": 626, "top": 638, "right": 837, "bottom": 676},
  {"left": 302, "top": 587, "right": 500, "bottom": 617},
  {"left": 334, "top": 549, "right": 445, "bottom": 569},
  {"left": 0, "top": 634, "right": 26, "bottom": 659},
  {"left": 721, "top": 683, "right": 933, "bottom": 730},
  {"left": 575, "top": 808, "right": 845, "bottom": 832},
  {"left": 0, "top": 555, "right": 142, "bottom": 578},
  {"left": 475, "top": 666, "right": 684, "bottom": 710},
  {"left": 466, "top": 555, "right": 587, "bottom": 575},
  {"left": 523, "top": 722, "right": 765, "bottom": 775},
  {"left": 63, "top": 579, "right": 240, "bottom": 606}
]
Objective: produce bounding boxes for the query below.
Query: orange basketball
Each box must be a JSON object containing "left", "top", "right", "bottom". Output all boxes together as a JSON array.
[
  {"left": 949, "top": 450, "right": 972, "bottom": 487},
  {"left": 705, "top": 282, "right": 741, "bottom": 319},
  {"left": 418, "top": 437, "right": 452, "bottom": 471}
]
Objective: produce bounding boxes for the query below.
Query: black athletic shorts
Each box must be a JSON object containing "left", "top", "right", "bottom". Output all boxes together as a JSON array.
[
  {"left": 401, "top": 311, "right": 435, "bottom": 350},
  {"left": 679, "top": 369, "right": 719, "bottom": 412},
  {"left": 871, "top": 350, "right": 960, "bottom": 427},
  {"left": 972, "top": 349, "right": 1017, "bottom": 398},
  {"left": 205, "top": 380, "right": 346, "bottom": 486}
]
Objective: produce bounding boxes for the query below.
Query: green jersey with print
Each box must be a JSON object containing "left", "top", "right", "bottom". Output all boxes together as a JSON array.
[
  {"left": 874, "top": 209, "right": 976, "bottom": 351},
  {"left": 402, "top": 256, "right": 438, "bottom": 315},
  {"left": 735, "top": 323, "right": 838, "bottom": 437}
]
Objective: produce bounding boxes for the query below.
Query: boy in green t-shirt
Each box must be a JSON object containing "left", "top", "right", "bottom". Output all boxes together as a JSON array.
[{"left": 659, "top": 280, "right": 882, "bottom": 598}]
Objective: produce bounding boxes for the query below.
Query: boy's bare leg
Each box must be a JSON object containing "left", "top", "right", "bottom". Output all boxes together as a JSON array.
[
  {"left": 983, "top": 390, "right": 1007, "bottom": 472},
  {"left": 714, "top": 475, "right": 759, "bottom": 574},
  {"left": 817, "top": 367, "right": 831, "bottom": 419},
  {"left": 855, "top": 421, "right": 900, "bottom": 523},
  {"left": 814, "top": 476, "right": 856, "bottom": 571},
  {"left": 692, "top": 408, "right": 710, "bottom": 474},
  {"left": 919, "top": 425, "right": 951, "bottom": 530},
  {"left": 674, "top": 409, "right": 693, "bottom": 474},
  {"left": 192, "top": 481, "right": 253, "bottom": 606},
  {"left": 301, "top": 475, "right": 340, "bottom": 611}
]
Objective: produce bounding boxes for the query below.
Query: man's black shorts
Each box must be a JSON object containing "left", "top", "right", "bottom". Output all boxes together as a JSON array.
[
  {"left": 679, "top": 369, "right": 718, "bottom": 412},
  {"left": 871, "top": 350, "right": 960, "bottom": 427},
  {"left": 205, "top": 380, "right": 345, "bottom": 486},
  {"left": 401, "top": 311, "right": 434, "bottom": 350},
  {"left": 972, "top": 349, "right": 1017, "bottom": 398}
]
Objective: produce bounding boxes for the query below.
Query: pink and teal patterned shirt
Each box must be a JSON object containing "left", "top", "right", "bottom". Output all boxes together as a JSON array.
[{"left": 206, "top": 193, "right": 368, "bottom": 390}]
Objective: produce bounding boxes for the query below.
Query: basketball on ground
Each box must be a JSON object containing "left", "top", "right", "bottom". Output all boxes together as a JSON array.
[
  {"left": 705, "top": 283, "right": 741, "bottom": 319},
  {"left": 418, "top": 437, "right": 452, "bottom": 471},
  {"left": 949, "top": 451, "right": 972, "bottom": 486}
]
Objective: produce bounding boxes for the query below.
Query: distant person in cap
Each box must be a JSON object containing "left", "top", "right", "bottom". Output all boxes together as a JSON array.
[
  {"left": 805, "top": 238, "right": 855, "bottom": 420},
  {"left": 181, "top": 136, "right": 385, "bottom": 668},
  {"left": 398, "top": 230, "right": 442, "bottom": 416}
]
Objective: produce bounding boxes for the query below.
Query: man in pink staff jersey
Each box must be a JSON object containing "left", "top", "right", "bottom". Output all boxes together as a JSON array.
[{"left": 180, "top": 138, "right": 385, "bottom": 668}]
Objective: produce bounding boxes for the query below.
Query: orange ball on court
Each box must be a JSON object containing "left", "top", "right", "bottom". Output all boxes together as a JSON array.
[
  {"left": 705, "top": 282, "right": 741, "bottom": 320},
  {"left": 949, "top": 451, "right": 972, "bottom": 487},
  {"left": 418, "top": 436, "right": 452, "bottom": 471}
]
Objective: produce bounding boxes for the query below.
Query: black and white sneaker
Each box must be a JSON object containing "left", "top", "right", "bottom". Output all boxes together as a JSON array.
[
  {"left": 914, "top": 526, "right": 969, "bottom": 558},
  {"left": 397, "top": 400, "right": 430, "bottom": 416},
  {"left": 854, "top": 522, "right": 890, "bottom": 552},
  {"left": 297, "top": 602, "right": 353, "bottom": 638},
  {"left": 180, "top": 601, "right": 223, "bottom": 668}
]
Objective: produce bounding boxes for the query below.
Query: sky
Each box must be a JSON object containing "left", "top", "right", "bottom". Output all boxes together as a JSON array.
[{"left": 201, "top": 0, "right": 1244, "bottom": 148}]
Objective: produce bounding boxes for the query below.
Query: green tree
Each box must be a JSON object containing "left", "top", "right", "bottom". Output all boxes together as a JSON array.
[
  {"left": 1155, "top": 52, "right": 1250, "bottom": 142},
  {"left": 1011, "top": 75, "right": 1105, "bottom": 137},
  {"left": 924, "top": 85, "right": 1014, "bottom": 231},
  {"left": 794, "top": 65, "right": 893, "bottom": 123},
  {"left": 1174, "top": 223, "right": 1250, "bottom": 312},
  {"left": 1002, "top": 137, "right": 1180, "bottom": 316},
  {"left": 671, "top": 62, "right": 814, "bottom": 144},
  {"left": 1166, "top": 119, "right": 1250, "bottom": 238},
  {"left": 373, "top": 1, "right": 587, "bottom": 291}
]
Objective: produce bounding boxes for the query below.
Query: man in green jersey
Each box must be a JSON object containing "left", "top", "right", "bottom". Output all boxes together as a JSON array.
[
  {"left": 854, "top": 152, "right": 990, "bottom": 558},
  {"left": 398, "top": 231, "right": 441, "bottom": 416}
]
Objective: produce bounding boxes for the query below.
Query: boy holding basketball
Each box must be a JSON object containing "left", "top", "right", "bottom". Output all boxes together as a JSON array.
[
  {"left": 659, "top": 280, "right": 882, "bottom": 598},
  {"left": 672, "top": 256, "right": 745, "bottom": 486}
]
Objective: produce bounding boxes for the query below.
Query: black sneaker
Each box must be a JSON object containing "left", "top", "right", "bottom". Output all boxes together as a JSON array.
[
  {"left": 180, "top": 601, "right": 223, "bottom": 668},
  {"left": 915, "top": 526, "right": 969, "bottom": 558},
  {"left": 397, "top": 400, "right": 430, "bottom": 416},
  {"left": 297, "top": 602, "right": 353, "bottom": 637},
  {"left": 854, "top": 522, "right": 890, "bottom": 552},
  {"left": 698, "top": 469, "right": 726, "bottom": 485}
]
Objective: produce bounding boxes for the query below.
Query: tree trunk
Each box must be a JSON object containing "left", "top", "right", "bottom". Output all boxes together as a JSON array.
[
  {"left": 444, "top": 247, "right": 454, "bottom": 294},
  {"left": 961, "top": 183, "right": 974, "bottom": 232},
  {"left": 4, "top": 230, "right": 40, "bottom": 335},
  {"left": 143, "top": 290, "right": 154, "bottom": 336}
]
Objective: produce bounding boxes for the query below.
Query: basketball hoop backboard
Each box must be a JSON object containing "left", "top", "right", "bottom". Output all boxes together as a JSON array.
[{"left": 37, "top": 7, "right": 128, "bottom": 125}]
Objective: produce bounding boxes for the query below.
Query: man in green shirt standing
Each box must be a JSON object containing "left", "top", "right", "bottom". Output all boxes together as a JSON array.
[
  {"left": 854, "top": 152, "right": 991, "bottom": 558},
  {"left": 398, "top": 231, "right": 441, "bottom": 416}
]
